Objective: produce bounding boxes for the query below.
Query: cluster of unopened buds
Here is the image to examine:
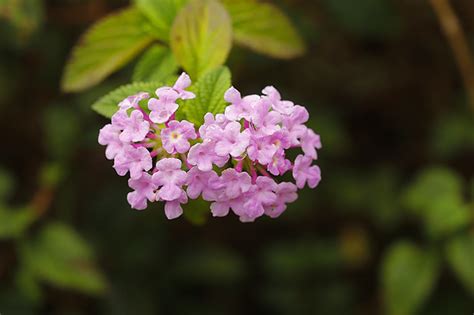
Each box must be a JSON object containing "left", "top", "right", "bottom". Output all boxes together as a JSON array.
[{"left": 98, "top": 73, "right": 321, "bottom": 222}]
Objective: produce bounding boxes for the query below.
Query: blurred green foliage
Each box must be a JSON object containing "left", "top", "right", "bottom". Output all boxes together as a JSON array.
[{"left": 0, "top": 0, "right": 473, "bottom": 314}]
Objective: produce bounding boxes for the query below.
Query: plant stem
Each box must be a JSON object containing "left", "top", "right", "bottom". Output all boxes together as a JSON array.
[{"left": 429, "top": 0, "right": 474, "bottom": 112}]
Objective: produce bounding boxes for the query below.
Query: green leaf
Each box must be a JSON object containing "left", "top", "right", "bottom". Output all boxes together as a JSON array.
[
  {"left": 0, "top": 206, "right": 36, "bottom": 239},
  {"left": 92, "top": 81, "right": 162, "bottom": 118},
  {"left": 222, "top": 0, "right": 305, "bottom": 59},
  {"left": 133, "top": 45, "right": 179, "bottom": 82},
  {"left": 402, "top": 167, "right": 469, "bottom": 238},
  {"left": 170, "top": 0, "right": 232, "bottom": 79},
  {"left": 135, "top": 0, "right": 189, "bottom": 41},
  {"left": 381, "top": 241, "right": 440, "bottom": 315},
  {"left": 182, "top": 66, "right": 231, "bottom": 125},
  {"left": 61, "top": 8, "right": 154, "bottom": 92},
  {"left": 446, "top": 233, "right": 474, "bottom": 296},
  {"left": 19, "top": 222, "right": 106, "bottom": 295}
]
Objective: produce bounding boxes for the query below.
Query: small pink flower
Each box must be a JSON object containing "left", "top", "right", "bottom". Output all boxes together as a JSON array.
[
  {"left": 187, "top": 142, "right": 229, "bottom": 172},
  {"left": 161, "top": 120, "right": 197, "bottom": 154},
  {"left": 224, "top": 86, "right": 260, "bottom": 121},
  {"left": 251, "top": 98, "right": 282, "bottom": 135},
  {"left": 262, "top": 86, "right": 295, "bottom": 115},
  {"left": 113, "top": 146, "right": 153, "bottom": 179},
  {"left": 119, "top": 92, "right": 149, "bottom": 110},
  {"left": 241, "top": 177, "right": 278, "bottom": 222},
  {"left": 148, "top": 89, "right": 179, "bottom": 124},
  {"left": 152, "top": 158, "right": 187, "bottom": 201},
  {"left": 164, "top": 191, "right": 188, "bottom": 219},
  {"left": 172, "top": 72, "right": 195, "bottom": 100},
  {"left": 300, "top": 128, "right": 322, "bottom": 159},
  {"left": 214, "top": 122, "right": 250, "bottom": 158},
  {"left": 186, "top": 167, "right": 219, "bottom": 200},
  {"left": 127, "top": 172, "right": 157, "bottom": 210},
  {"left": 210, "top": 168, "right": 252, "bottom": 199},
  {"left": 293, "top": 155, "right": 321, "bottom": 189},
  {"left": 267, "top": 151, "right": 292, "bottom": 176},
  {"left": 119, "top": 110, "right": 150, "bottom": 143},
  {"left": 98, "top": 124, "right": 124, "bottom": 160},
  {"left": 265, "top": 182, "right": 298, "bottom": 218}
]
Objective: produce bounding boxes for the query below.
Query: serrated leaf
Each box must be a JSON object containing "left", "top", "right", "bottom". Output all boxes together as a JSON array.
[
  {"left": 183, "top": 66, "right": 231, "bottom": 125},
  {"left": 61, "top": 8, "right": 154, "bottom": 92},
  {"left": 20, "top": 222, "right": 106, "bottom": 295},
  {"left": 135, "top": 0, "right": 189, "bottom": 41},
  {"left": 222, "top": 0, "right": 305, "bottom": 59},
  {"left": 92, "top": 81, "right": 162, "bottom": 118},
  {"left": 133, "top": 45, "right": 179, "bottom": 82},
  {"left": 446, "top": 233, "right": 474, "bottom": 296},
  {"left": 170, "top": 0, "right": 232, "bottom": 79},
  {"left": 381, "top": 241, "right": 440, "bottom": 315},
  {"left": 0, "top": 206, "right": 36, "bottom": 239}
]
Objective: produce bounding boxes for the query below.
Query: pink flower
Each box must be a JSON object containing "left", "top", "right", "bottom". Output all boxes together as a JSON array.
[
  {"left": 161, "top": 120, "right": 197, "bottom": 154},
  {"left": 187, "top": 142, "right": 229, "bottom": 172},
  {"left": 224, "top": 87, "right": 260, "bottom": 121},
  {"left": 247, "top": 135, "right": 278, "bottom": 165},
  {"left": 300, "top": 128, "right": 322, "bottom": 159},
  {"left": 113, "top": 146, "right": 153, "bottom": 179},
  {"left": 111, "top": 109, "right": 129, "bottom": 129},
  {"left": 186, "top": 167, "right": 219, "bottom": 200},
  {"left": 148, "top": 89, "right": 179, "bottom": 124},
  {"left": 265, "top": 182, "right": 298, "bottom": 218},
  {"left": 172, "top": 72, "right": 195, "bottom": 100},
  {"left": 240, "top": 177, "right": 278, "bottom": 222},
  {"left": 98, "top": 124, "right": 124, "bottom": 160},
  {"left": 262, "top": 86, "right": 295, "bottom": 115},
  {"left": 267, "top": 151, "right": 292, "bottom": 176},
  {"left": 210, "top": 168, "right": 252, "bottom": 199},
  {"left": 164, "top": 191, "right": 188, "bottom": 219},
  {"left": 198, "top": 113, "right": 230, "bottom": 140},
  {"left": 119, "top": 110, "right": 150, "bottom": 143},
  {"left": 119, "top": 92, "right": 149, "bottom": 110},
  {"left": 127, "top": 172, "right": 157, "bottom": 210},
  {"left": 292, "top": 155, "right": 321, "bottom": 189},
  {"left": 251, "top": 98, "right": 282, "bottom": 135},
  {"left": 214, "top": 122, "right": 250, "bottom": 158},
  {"left": 152, "top": 158, "right": 187, "bottom": 201}
]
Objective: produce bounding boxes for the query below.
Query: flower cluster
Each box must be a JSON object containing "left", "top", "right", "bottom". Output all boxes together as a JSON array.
[{"left": 98, "top": 73, "right": 321, "bottom": 222}]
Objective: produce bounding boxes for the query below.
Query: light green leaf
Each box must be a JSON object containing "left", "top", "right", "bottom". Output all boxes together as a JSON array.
[
  {"left": 92, "top": 81, "right": 162, "bottom": 118},
  {"left": 0, "top": 206, "right": 36, "bottom": 239},
  {"left": 222, "top": 0, "right": 305, "bottom": 59},
  {"left": 20, "top": 222, "right": 106, "bottom": 295},
  {"left": 183, "top": 66, "right": 231, "bottom": 125},
  {"left": 61, "top": 8, "right": 154, "bottom": 92},
  {"left": 135, "top": 0, "right": 188, "bottom": 41},
  {"left": 446, "top": 233, "right": 474, "bottom": 296},
  {"left": 382, "top": 242, "right": 440, "bottom": 315},
  {"left": 170, "top": 0, "right": 232, "bottom": 79},
  {"left": 133, "top": 45, "right": 179, "bottom": 82}
]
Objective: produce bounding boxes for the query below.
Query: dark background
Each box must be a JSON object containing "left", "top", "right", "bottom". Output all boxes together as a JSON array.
[{"left": 0, "top": 0, "right": 473, "bottom": 314}]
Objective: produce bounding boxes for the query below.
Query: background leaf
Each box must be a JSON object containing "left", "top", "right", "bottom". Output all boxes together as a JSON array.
[
  {"left": 222, "top": 0, "right": 305, "bottom": 59},
  {"left": 402, "top": 167, "right": 469, "bottom": 238},
  {"left": 0, "top": 206, "right": 35, "bottom": 239},
  {"left": 182, "top": 66, "right": 231, "bottom": 125},
  {"left": 133, "top": 45, "right": 179, "bottom": 82},
  {"left": 446, "top": 233, "right": 474, "bottom": 296},
  {"left": 170, "top": 0, "right": 232, "bottom": 79},
  {"left": 61, "top": 8, "right": 154, "bottom": 92},
  {"left": 135, "top": 0, "right": 188, "bottom": 41},
  {"left": 19, "top": 222, "right": 106, "bottom": 295},
  {"left": 381, "top": 241, "right": 440, "bottom": 315},
  {"left": 92, "top": 81, "right": 162, "bottom": 118}
]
